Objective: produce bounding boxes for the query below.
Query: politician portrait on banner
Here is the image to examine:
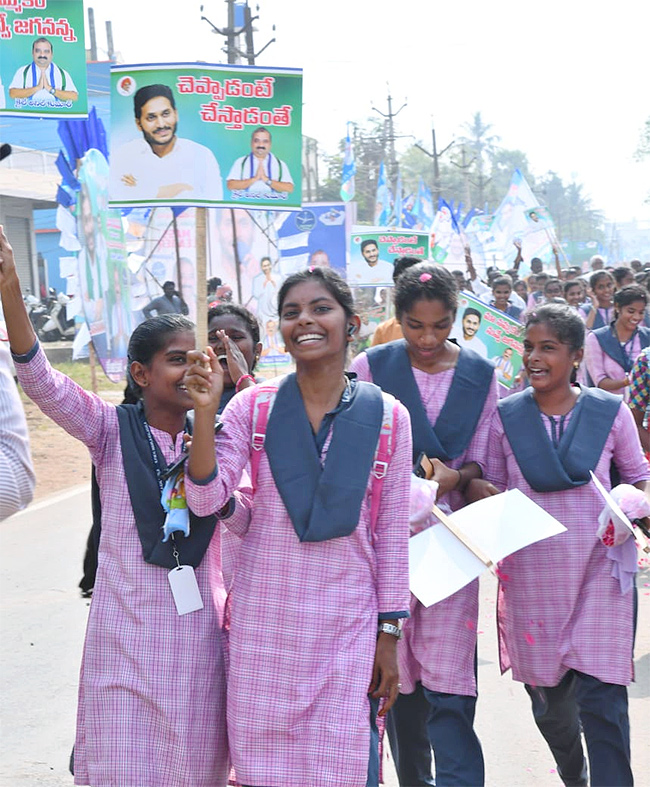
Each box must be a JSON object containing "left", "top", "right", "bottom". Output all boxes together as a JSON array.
[
  {"left": 449, "top": 292, "right": 525, "bottom": 390},
  {"left": 109, "top": 62, "right": 302, "bottom": 209},
  {"left": 0, "top": 0, "right": 87, "bottom": 118},
  {"left": 347, "top": 227, "right": 430, "bottom": 288}
]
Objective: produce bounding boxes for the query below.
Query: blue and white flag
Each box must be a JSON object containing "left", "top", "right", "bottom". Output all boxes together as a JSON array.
[
  {"left": 492, "top": 169, "right": 554, "bottom": 271},
  {"left": 340, "top": 123, "right": 356, "bottom": 202},
  {"left": 414, "top": 178, "right": 435, "bottom": 229},
  {"left": 394, "top": 173, "right": 404, "bottom": 228},
  {"left": 374, "top": 160, "right": 392, "bottom": 226}
]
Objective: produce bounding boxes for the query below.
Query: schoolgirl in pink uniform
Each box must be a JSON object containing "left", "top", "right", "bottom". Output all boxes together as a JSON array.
[
  {"left": 350, "top": 263, "right": 499, "bottom": 787},
  {"left": 476, "top": 303, "right": 649, "bottom": 787},
  {"left": 0, "top": 227, "right": 235, "bottom": 786},
  {"left": 185, "top": 267, "right": 412, "bottom": 787}
]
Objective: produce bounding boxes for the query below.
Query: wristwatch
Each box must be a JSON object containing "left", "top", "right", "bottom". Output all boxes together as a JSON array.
[
  {"left": 50, "top": 87, "right": 56, "bottom": 95},
  {"left": 378, "top": 622, "right": 402, "bottom": 639},
  {"left": 265, "top": 178, "right": 272, "bottom": 187}
]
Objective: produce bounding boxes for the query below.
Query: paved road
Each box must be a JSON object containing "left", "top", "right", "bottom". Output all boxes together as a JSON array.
[{"left": 2, "top": 486, "right": 649, "bottom": 786}]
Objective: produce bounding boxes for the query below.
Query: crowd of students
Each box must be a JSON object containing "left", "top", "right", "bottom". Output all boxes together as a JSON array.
[{"left": 1, "top": 220, "right": 648, "bottom": 787}]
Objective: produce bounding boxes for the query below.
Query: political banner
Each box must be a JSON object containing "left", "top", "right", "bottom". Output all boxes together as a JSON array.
[
  {"left": 463, "top": 213, "right": 498, "bottom": 275},
  {"left": 124, "top": 207, "right": 199, "bottom": 325},
  {"left": 276, "top": 203, "right": 351, "bottom": 280},
  {"left": 76, "top": 149, "right": 133, "bottom": 382},
  {"left": 348, "top": 226, "right": 430, "bottom": 288},
  {"left": 491, "top": 169, "right": 554, "bottom": 272},
  {"left": 525, "top": 206, "right": 554, "bottom": 231},
  {"left": 430, "top": 202, "right": 466, "bottom": 267},
  {"left": 0, "top": 0, "right": 87, "bottom": 118},
  {"left": 351, "top": 287, "right": 391, "bottom": 353},
  {"left": 109, "top": 62, "right": 302, "bottom": 209},
  {"left": 449, "top": 292, "right": 525, "bottom": 390}
]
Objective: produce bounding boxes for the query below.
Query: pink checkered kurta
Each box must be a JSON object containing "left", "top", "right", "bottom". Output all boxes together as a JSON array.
[
  {"left": 185, "top": 383, "right": 412, "bottom": 787},
  {"left": 485, "top": 401, "right": 650, "bottom": 687},
  {"left": 584, "top": 330, "right": 641, "bottom": 402},
  {"left": 349, "top": 353, "right": 499, "bottom": 696},
  {"left": 16, "top": 347, "right": 231, "bottom": 787}
]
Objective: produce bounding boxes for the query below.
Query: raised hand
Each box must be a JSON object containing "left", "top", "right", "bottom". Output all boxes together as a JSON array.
[
  {"left": 184, "top": 347, "right": 224, "bottom": 414},
  {"left": 0, "top": 225, "right": 18, "bottom": 287},
  {"left": 216, "top": 330, "right": 251, "bottom": 389}
]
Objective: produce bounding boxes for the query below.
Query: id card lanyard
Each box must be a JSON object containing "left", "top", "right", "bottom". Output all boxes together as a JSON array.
[{"left": 141, "top": 415, "right": 203, "bottom": 615}]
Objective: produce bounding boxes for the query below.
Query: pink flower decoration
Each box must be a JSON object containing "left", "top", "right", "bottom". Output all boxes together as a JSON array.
[{"left": 419, "top": 273, "right": 432, "bottom": 283}]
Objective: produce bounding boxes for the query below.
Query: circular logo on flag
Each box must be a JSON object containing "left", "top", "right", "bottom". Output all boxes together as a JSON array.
[
  {"left": 353, "top": 236, "right": 362, "bottom": 244},
  {"left": 294, "top": 210, "right": 316, "bottom": 232},
  {"left": 117, "top": 76, "right": 136, "bottom": 96}
]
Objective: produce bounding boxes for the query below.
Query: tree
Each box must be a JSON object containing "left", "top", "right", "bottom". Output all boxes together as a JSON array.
[
  {"left": 319, "top": 118, "right": 387, "bottom": 223},
  {"left": 635, "top": 117, "right": 650, "bottom": 161},
  {"left": 539, "top": 172, "right": 604, "bottom": 244},
  {"left": 635, "top": 117, "right": 650, "bottom": 204},
  {"left": 457, "top": 112, "right": 500, "bottom": 206}
]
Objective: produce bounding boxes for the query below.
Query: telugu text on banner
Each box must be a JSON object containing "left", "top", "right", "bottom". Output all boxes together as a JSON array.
[
  {"left": 0, "top": 0, "right": 87, "bottom": 118},
  {"left": 109, "top": 62, "right": 302, "bottom": 209}
]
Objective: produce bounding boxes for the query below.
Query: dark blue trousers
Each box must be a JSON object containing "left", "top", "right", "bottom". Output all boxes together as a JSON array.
[
  {"left": 386, "top": 682, "right": 484, "bottom": 787},
  {"left": 525, "top": 670, "right": 632, "bottom": 787}
]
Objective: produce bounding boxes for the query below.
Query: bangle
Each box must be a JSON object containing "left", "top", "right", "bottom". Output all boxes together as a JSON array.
[
  {"left": 454, "top": 468, "right": 463, "bottom": 490},
  {"left": 235, "top": 374, "right": 255, "bottom": 393}
]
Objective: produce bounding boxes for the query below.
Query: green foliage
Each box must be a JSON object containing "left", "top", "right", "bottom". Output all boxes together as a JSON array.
[
  {"left": 635, "top": 117, "right": 650, "bottom": 205},
  {"left": 538, "top": 172, "right": 604, "bottom": 244},
  {"left": 318, "top": 112, "right": 606, "bottom": 246},
  {"left": 635, "top": 117, "right": 650, "bottom": 161},
  {"left": 319, "top": 118, "right": 387, "bottom": 223}
]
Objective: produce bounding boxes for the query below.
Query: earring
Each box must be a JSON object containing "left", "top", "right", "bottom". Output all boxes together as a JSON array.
[{"left": 573, "top": 362, "right": 580, "bottom": 369}]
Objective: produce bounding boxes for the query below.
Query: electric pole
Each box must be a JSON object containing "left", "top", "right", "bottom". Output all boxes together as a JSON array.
[
  {"left": 414, "top": 122, "right": 454, "bottom": 208},
  {"left": 372, "top": 87, "right": 407, "bottom": 191},
  {"left": 450, "top": 146, "right": 476, "bottom": 209},
  {"left": 200, "top": 1, "right": 275, "bottom": 65},
  {"left": 198, "top": 1, "right": 276, "bottom": 304}
]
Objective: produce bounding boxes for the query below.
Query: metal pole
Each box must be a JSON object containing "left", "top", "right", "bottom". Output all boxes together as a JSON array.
[
  {"left": 88, "top": 7, "right": 97, "bottom": 61},
  {"left": 230, "top": 208, "right": 243, "bottom": 304},
  {"left": 106, "top": 21, "right": 114, "bottom": 61}
]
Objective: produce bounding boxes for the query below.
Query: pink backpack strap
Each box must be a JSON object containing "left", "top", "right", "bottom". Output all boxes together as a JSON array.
[
  {"left": 249, "top": 385, "right": 279, "bottom": 492},
  {"left": 369, "top": 396, "right": 397, "bottom": 543}
]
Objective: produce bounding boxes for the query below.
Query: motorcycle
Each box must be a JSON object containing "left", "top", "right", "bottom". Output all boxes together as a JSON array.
[
  {"left": 38, "top": 289, "right": 76, "bottom": 342},
  {"left": 24, "top": 290, "right": 49, "bottom": 334}
]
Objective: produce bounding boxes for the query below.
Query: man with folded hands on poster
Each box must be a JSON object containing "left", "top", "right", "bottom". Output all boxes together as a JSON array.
[
  {"left": 9, "top": 37, "right": 78, "bottom": 106},
  {"left": 226, "top": 127, "right": 294, "bottom": 198},
  {"left": 110, "top": 84, "right": 223, "bottom": 202}
]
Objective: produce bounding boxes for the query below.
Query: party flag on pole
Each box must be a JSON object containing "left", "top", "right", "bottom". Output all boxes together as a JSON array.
[
  {"left": 374, "top": 160, "right": 392, "bottom": 225},
  {"left": 413, "top": 178, "right": 435, "bottom": 229},
  {"left": 340, "top": 123, "right": 356, "bottom": 202},
  {"left": 394, "top": 173, "right": 403, "bottom": 228}
]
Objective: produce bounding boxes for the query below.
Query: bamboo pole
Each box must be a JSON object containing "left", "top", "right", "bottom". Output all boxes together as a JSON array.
[{"left": 195, "top": 208, "right": 208, "bottom": 349}]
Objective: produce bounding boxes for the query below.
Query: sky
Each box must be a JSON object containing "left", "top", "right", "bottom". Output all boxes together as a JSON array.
[{"left": 84, "top": 0, "right": 650, "bottom": 224}]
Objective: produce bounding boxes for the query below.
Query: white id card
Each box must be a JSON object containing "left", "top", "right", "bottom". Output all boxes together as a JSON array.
[{"left": 168, "top": 565, "right": 204, "bottom": 615}]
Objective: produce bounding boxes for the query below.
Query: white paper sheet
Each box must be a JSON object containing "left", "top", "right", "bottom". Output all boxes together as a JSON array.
[
  {"left": 409, "top": 489, "right": 567, "bottom": 607},
  {"left": 65, "top": 293, "right": 82, "bottom": 316},
  {"left": 71, "top": 321, "right": 90, "bottom": 360},
  {"left": 59, "top": 256, "right": 78, "bottom": 278},
  {"left": 56, "top": 206, "right": 81, "bottom": 252},
  {"left": 589, "top": 471, "right": 636, "bottom": 535}
]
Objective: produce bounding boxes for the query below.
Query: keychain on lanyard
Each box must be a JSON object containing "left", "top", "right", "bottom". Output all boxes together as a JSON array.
[{"left": 141, "top": 415, "right": 205, "bottom": 614}]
